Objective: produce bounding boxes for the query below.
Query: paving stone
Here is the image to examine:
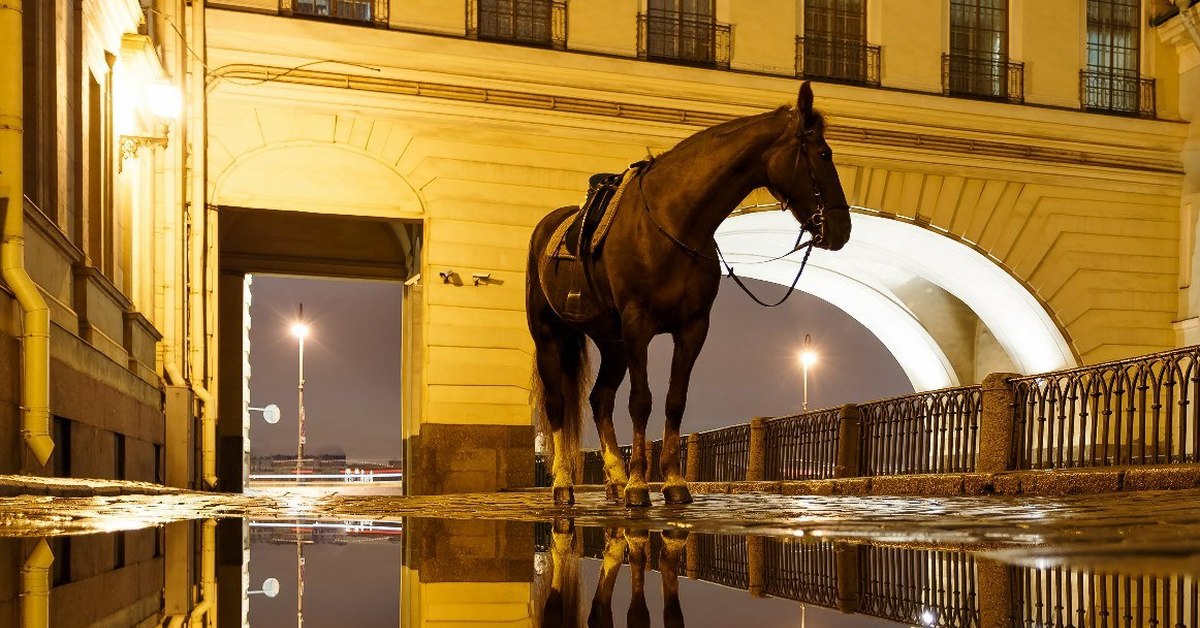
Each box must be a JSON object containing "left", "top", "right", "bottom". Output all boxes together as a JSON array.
[{"left": 869, "top": 474, "right": 964, "bottom": 496}]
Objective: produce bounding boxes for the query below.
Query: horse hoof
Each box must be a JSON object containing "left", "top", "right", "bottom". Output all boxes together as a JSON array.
[
  {"left": 553, "top": 486, "right": 575, "bottom": 506},
  {"left": 605, "top": 483, "right": 626, "bottom": 502},
  {"left": 662, "top": 485, "right": 693, "bottom": 505},
  {"left": 624, "top": 486, "right": 651, "bottom": 508}
]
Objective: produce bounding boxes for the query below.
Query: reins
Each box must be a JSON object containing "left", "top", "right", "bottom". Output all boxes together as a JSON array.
[{"left": 636, "top": 115, "right": 839, "bottom": 308}]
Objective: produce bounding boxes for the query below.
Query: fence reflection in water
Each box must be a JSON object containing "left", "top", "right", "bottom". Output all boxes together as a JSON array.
[{"left": 537, "top": 523, "right": 1199, "bottom": 628}]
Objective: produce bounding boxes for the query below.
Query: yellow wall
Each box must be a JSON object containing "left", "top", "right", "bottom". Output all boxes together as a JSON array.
[{"left": 205, "top": 1, "right": 1189, "bottom": 434}]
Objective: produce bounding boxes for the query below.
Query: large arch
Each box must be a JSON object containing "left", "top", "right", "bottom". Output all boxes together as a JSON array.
[{"left": 716, "top": 209, "right": 1078, "bottom": 390}]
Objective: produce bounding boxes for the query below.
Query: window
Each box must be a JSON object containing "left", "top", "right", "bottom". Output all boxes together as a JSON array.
[
  {"left": 472, "top": 0, "right": 565, "bottom": 48},
  {"left": 288, "top": 0, "right": 383, "bottom": 25},
  {"left": 22, "top": 0, "right": 56, "bottom": 218},
  {"left": 1083, "top": 0, "right": 1153, "bottom": 116},
  {"left": 640, "top": 0, "right": 731, "bottom": 69},
  {"left": 945, "top": 0, "right": 1022, "bottom": 102},
  {"left": 800, "top": 0, "right": 878, "bottom": 86}
]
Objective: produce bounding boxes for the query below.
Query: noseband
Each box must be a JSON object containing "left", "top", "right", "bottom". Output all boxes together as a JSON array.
[{"left": 781, "top": 125, "right": 849, "bottom": 247}]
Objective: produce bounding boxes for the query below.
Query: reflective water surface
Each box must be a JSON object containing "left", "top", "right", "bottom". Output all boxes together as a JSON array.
[{"left": 4, "top": 487, "right": 1200, "bottom": 626}]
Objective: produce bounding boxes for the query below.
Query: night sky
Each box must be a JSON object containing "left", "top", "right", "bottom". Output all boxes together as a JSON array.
[{"left": 247, "top": 273, "right": 911, "bottom": 459}]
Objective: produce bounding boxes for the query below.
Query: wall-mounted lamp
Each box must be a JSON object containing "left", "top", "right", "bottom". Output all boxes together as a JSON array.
[
  {"left": 119, "top": 134, "right": 169, "bottom": 162},
  {"left": 471, "top": 272, "right": 491, "bottom": 286},
  {"left": 117, "top": 80, "right": 181, "bottom": 171}
]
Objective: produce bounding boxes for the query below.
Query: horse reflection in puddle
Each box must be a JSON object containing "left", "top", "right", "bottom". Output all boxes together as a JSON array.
[{"left": 539, "top": 523, "right": 686, "bottom": 628}]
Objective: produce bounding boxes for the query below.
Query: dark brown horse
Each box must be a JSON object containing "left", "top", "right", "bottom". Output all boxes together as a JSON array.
[{"left": 528, "top": 82, "right": 852, "bottom": 507}]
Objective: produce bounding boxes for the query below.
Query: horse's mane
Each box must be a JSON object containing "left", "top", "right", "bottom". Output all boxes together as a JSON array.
[{"left": 651, "top": 104, "right": 825, "bottom": 164}]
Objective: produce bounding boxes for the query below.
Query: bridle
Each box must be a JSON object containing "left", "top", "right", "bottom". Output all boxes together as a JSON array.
[{"left": 638, "top": 113, "right": 848, "bottom": 308}]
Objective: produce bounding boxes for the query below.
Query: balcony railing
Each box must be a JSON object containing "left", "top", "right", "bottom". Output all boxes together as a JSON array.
[
  {"left": 942, "top": 52, "right": 1024, "bottom": 104},
  {"left": 1080, "top": 69, "right": 1155, "bottom": 118},
  {"left": 637, "top": 11, "right": 731, "bottom": 70},
  {"left": 795, "top": 36, "right": 880, "bottom": 87},
  {"left": 281, "top": 0, "right": 387, "bottom": 25},
  {"left": 467, "top": 0, "right": 567, "bottom": 50}
]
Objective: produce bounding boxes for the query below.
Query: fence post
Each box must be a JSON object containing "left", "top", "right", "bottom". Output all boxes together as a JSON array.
[
  {"left": 835, "top": 404, "right": 862, "bottom": 478},
  {"left": 685, "top": 533, "right": 699, "bottom": 579},
  {"left": 977, "top": 557, "right": 1015, "bottom": 628},
  {"left": 747, "top": 535, "right": 765, "bottom": 597},
  {"left": 978, "top": 373, "right": 1020, "bottom": 474},
  {"left": 685, "top": 433, "right": 700, "bottom": 482},
  {"left": 834, "top": 543, "right": 861, "bottom": 613},
  {"left": 747, "top": 417, "right": 766, "bottom": 481}
]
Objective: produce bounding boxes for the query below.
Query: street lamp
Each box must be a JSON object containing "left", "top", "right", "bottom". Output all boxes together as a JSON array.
[
  {"left": 248, "top": 577, "right": 281, "bottom": 598},
  {"left": 292, "top": 306, "right": 309, "bottom": 479},
  {"left": 799, "top": 334, "right": 817, "bottom": 412}
]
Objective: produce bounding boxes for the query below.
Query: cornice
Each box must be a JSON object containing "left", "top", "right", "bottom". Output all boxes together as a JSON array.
[{"left": 210, "top": 63, "right": 1184, "bottom": 176}]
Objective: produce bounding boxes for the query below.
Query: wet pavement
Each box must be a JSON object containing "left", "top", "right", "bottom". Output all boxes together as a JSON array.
[
  {"left": 4, "top": 487, "right": 1200, "bottom": 563},
  {"left": 3, "top": 487, "right": 1200, "bottom": 626}
]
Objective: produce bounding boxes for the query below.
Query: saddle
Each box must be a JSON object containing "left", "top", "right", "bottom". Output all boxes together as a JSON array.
[{"left": 547, "top": 163, "right": 641, "bottom": 261}]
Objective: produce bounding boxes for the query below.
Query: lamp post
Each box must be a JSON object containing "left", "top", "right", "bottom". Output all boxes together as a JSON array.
[
  {"left": 291, "top": 305, "right": 309, "bottom": 479},
  {"left": 799, "top": 334, "right": 817, "bottom": 412}
]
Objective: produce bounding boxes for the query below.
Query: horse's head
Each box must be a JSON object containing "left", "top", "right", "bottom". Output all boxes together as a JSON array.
[{"left": 765, "top": 81, "right": 852, "bottom": 251}]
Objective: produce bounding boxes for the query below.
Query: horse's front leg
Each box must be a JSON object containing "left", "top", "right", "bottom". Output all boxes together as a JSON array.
[
  {"left": 591, "top": 341, "right": 629, "bottom": 502},
  {"left": 661, "top": 317, "right": 709, "bottom": 504},
  {"left": 621, "top": 315, "right": 654, "bottom": 507},
  {"left": 659, "top": 530, "right": 687, "bottom": 628},
  {"left": 625, "top": 530, "right": 650, "bottom": 628}
]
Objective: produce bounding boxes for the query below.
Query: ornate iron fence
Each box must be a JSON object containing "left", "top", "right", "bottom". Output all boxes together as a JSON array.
[
  {"left": 796, "top": 36, "right": 881, "bottom": 86},
  {"left": 859, "top": 386, "right": 982, "bottom": 476},
  {"left": 763, "top": 408, "right": 840, "bottom": 481},
  {"left": 762, "top": 538, "right": 840, "bottom": 606},
  {"left": 467, "top": 0, "right": 567, "bottom": 49},
  {"left": 1080, "top": 69, "right": 1156, "bottom": 118},
  {"left": 1012, "top": 566, "right": 1199, "bottom": 628},
  {"left": 282, "top": 0, "right": 387, "bottom": 25},
  {"left": 694, "top": 424, "right": 751, "bottom": 482},
  {"left": 859, "top": 547, "right": 980, "bottom": 628},
  {"left": 637, "top": 11, "right": 731, "bottom": 70},
  {"left": 942, "top": 52, "right": 1024, "bottom": 104},
  {"left": 1010, "top": 346, "right": 1200, "bottom": 470},
  {"left": 694, "top": 533, "right": 749, "bottom": 590}
]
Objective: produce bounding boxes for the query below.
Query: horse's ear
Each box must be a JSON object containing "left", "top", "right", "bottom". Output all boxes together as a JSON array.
[{"left": 797, "top": 81, "right": 814, "bottom": 127}]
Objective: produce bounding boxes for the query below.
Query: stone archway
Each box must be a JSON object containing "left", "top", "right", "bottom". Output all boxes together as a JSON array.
[{"left": 716, "top": 209, "right": 1078, "bottom": 390}]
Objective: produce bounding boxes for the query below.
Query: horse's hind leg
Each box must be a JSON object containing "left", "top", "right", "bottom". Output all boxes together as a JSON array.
[
  {"left": 661, "top": 317, "right": 709, "bottom": 505},
  {"left": 590, "top": 341, "right": 629, "bottom": 501},
  {"left": 533, "top": 319, "right": 580, "bottom": 505}
]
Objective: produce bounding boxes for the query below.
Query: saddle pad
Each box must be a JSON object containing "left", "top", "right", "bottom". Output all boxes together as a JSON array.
[{"left": 544, "top": 168, "right": 636, "bottom": 262}]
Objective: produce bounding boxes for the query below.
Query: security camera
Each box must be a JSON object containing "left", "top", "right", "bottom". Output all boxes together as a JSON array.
[
  {"left": 438, "top": 270, "right": 455, "bottom": 283},
  {"left": 471, "top": 272, "right": 491, "bottom": 286}
]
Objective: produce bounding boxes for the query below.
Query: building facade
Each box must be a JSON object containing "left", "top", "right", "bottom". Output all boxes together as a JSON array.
[{"left": 2, "top": 0, "right": 1199, "bottom": 492}]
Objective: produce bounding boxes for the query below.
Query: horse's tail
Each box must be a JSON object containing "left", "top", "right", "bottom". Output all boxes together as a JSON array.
[
  {"left": 528, "top": 207, "right": 592, "bottom": 481},
  {"left": 531, "top": 329, "right": 591, "bottom": 481}
]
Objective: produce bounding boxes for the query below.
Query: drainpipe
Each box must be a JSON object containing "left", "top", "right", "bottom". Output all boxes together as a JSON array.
[
  {"left": 185, "top": 520, "right": 217, "bottom": 627},
  {"left": 193, "top": 380, "right": 217, "bottom": 489},
  {"left": 21, "top": 539, "right": 53, "bottom": 628},
  {"left": 0, "top": 0, "right": 53, "bottom": 467}
]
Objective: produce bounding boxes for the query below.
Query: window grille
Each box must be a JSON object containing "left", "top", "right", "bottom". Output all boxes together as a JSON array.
[
  {"left": 944, "top": 0, "right": 1022, "bottom": 102},
  {"left": 470, "top": 0, "right": 567, "bottom": 49},
  {"left": 1082, "top": 0, "right": 1154, "bottom": 116},
  {"left": 799, "top": 0, "right": 878, "bottom": 85}
]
